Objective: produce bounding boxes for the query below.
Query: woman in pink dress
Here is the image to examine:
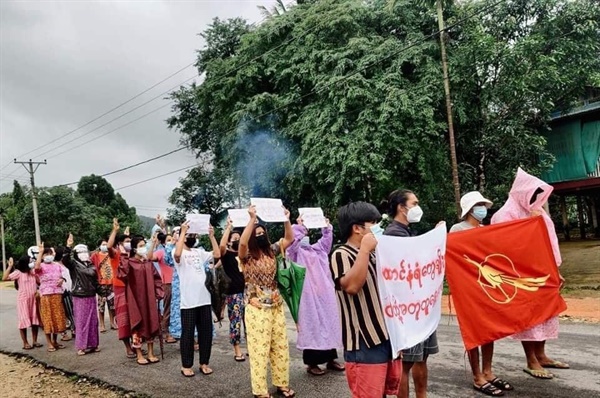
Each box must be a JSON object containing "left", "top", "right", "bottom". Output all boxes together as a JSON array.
[
  {"left": 3, "top": 256, "right": 41, "bottom": 350},
  {"left": 491, "top": 168, "right": 568, "bottom": 379}
]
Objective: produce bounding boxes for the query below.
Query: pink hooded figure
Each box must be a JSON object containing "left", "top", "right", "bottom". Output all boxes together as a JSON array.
[
  {"left": 491, "top": 167, "right": 569, "bottom": 377},
  {"left": 286, "top": 222, "right": 344, "bottom": 375}
]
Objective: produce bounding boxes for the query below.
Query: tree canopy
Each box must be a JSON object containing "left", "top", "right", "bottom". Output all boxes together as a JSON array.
[{"left": 167, "top": 0, "right": 599, "bottom": 226}]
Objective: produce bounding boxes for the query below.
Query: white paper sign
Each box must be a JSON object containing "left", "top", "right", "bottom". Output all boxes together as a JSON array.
[
  {"left": 250, "top": 198, "right": 287, "bottom": 223},
  {"left": 185, "top": 214, "right": 211, "bottom": 235},
  {"left": 228, "top": 209, "right": 251, "bottom": 228},
  {"left": 375, "top": 225, "right": 447, "bottom": 358},
  {"left": 298, "top": 207, "right": 327, "bottom": 229}
]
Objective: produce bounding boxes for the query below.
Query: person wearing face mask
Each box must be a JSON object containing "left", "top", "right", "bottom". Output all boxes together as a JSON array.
[
  {"left": 491, "top": 168, "right": 568, "bottom": 379},
  {"left": 174, "top": 221, "right": 220, "bottom": 377},
  {"left": 91, "top": 238, "right": 117, "bottom": 334},
  {"left": 219, "top": 217, "right": 246, "bottom": 361},
  {"left": 62, "top": 234, "right": 101, "bottom": 356},
  {"left": 382, "top": 189, "right": 439, "bottom": 398},
  {"left": 107, "top": 218, "right": 137, "bottom": 358},
  {"left": 450, "top": 193, "right": 512, "bottom": 396},
  {"left": 330, "top": 202, "right": 402, "bottom": 397},
  {"left": 3, "top": 255, "right": 41, "bottom": 350},
  {"left": 287, "top": 215, "right": 344, "bottom": 377},
  {"left": 34, "top": 244, "right": 68, "bottom": 352},
  {"left": 118, "top": 234, "right": 164, "bottom": 365},
  {"left": 55, "top": 246, "right": 76, "bottom": 342},
  {"left": 28, "top": 246, "right": 44, "bottom": 334},
  {"left": 238, "top": 205, "right": 296, "bottom": 398},
  {"left": 154, "top": 232, "right": 176, "bottom": 344}
]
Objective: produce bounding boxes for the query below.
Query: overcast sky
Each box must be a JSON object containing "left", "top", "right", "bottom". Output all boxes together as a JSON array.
[{"left": 0, "top": 0, "right": 270, "bottom": 217}]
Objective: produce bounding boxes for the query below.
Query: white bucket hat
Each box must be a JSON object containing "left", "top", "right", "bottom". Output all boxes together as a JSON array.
[
  {"left": 27, "top": 246, "right": 39, "bottom": 258},
  {"left": 460, "top": 191, "right": 493, "bottom": 219}
]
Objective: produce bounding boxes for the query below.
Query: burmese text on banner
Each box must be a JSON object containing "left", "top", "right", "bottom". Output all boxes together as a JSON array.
[
  {"left": 446, "top": 217, "right": 567, "bottom": 350},
  {"left": 375, "top": 226, "right": 447, "bottom": 358}
]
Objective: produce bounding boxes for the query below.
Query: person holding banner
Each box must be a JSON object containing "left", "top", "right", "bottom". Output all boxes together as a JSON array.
[
  {"left": 491, "top": 168, "right": 568, "bottom": 379},
  {"left": 330, "top": 201, "right": 401, "bottom": 398},
  {"left": 450, "top": 192, "right": 512, "bottom": 396},
  {"left": 219, "top": 218, "right": 246, "bottom": 362},
  {"left": 239, "top": 205, "right": 296, "bottom": 398},
  {"left": 287, "top": 215, "right": 344, "bottom": 376},
  {"left": 173, "top": 221, "right": 221, "bottom": 377},
  {"left": 381, "top": 189, "right": 438, "bottom": 398}
]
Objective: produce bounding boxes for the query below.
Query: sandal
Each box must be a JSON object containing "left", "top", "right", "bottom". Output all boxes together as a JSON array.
[
  {"left": 23, "top": 344, "right": 33, "bottom": 350},
  {"left": 253, "top": 395, "right": 272, "bottom": 398},
  {"left": 100, "top": 329, "right": 107, "bottom": 334},
  {"left": 326, "top": 361, "right": 345, "bottom": 371},
  {"left": 90, "top": 347, "right": 101, "bottom": 353},
  {"left": 126, "top": 352, "right": 137, "bottom": 359},
  {"left": 523, "top": 368, "right": 553, "bottom": 379},
  {"left": 181, "top": 368, "right": 195, "bottom": 377},
  {"left": 473, "top": 383, "right": 504, "bottom": 396},
  {"left": 234, "top": 355, "right": 246, "bottom": 362},
  {"left": 77, "top": 350, "right": 86, "bottom": 356},
  {"left": 47, "top": 347, "right": 57, "bottom": 352},
  {"left": 307, "top": 366, "right": 326, "bottom": 376},
  {"left": 276, "top": 387, "right": 295, "bottom": 398},
  {"left": 166, "top": 337, "right": 177, "bottom": 344},
  {"left": 60, "top": 335, "right": 72, "bottom": 342},
  {"left": 541, "top": 360, "right": 570, "bottom": 369},
  {"left": 54, "top": 344, "right": 66, "bottom": 350},
  {"left": 137, "top": 358, "right": 149, "bottom": 365},
  {"left": 33, "top": 343, "right": 43, "bottom": 348},
  {"left": 147, "top": 357, "right": 160, "bottom": 364},
  {"left": 199, "top": 366, "right": 213, "bottom": 375},
  {"left": 488, "top": 378, "right": 514, "bottom": 391}
]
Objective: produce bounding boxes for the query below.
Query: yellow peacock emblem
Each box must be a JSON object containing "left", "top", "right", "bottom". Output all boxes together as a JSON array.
[{"left": 463, "top": 254, "right": 550, "bottom": 304}]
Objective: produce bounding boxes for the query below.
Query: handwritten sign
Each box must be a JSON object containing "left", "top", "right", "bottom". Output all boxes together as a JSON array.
[
  {"left": 185, "top": 214, "right": 211, "bottom": 235},
  {"left": 251, "top": 198, "right": 287, "bottom": 223},
  {"left": 298, "top": 207, "right": 327, "bottom": 229},
  {"left": 228, "top": 209, "right": 251, "bottom": 228},
  {"left": 376, "top": 225, "right": 447, "bottom": 358}
]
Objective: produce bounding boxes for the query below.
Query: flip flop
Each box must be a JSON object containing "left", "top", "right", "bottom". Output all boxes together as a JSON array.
[
  {"left": 276, "top": 387, "right": 295, "bottom": 398},
  {"left": 165, "top": 337, "right": 177, "bottom": 344},
  {"left": 54, "top": 344, "right": 66, "bottom": 350},
  {"left": 473, "top": 382, "right": 504, "bottom": 396},
  {"left": 22, "top": 345, "right": 33, "bottom": 350},
  {"left": 541, "top": 360, "right": 570, "bottom": 369},
  {"left": 100, "top": 329, "right": 107, "bottom": 334},
  {"left": 126, "top": 353, "right": 137, "bottom": 359},
  {"left": 60, "top": 336, "right": 72, "bottom": 342},
  {"left": 523, "top": 368, "right": 553, "bottom": 379},
  {"left": 137, "top": 358, "right": 149, "bottom": 365},
  {"left": 234, "top": 355, "right": 246, "bottom": 362},
  {"left": 90, "top": 347, "right": 101, "bottom": 353},
  {"left": 147, "top": 357, "right": 160, "bottom": 364},
  {"left": 181, "top": 369, "right": 195, "bottom": 377},
  {"left": 47, "top": 347, "right": 57, "bottom": 352},
  {"left": 307, "top": 366, "right": 325, "bottom": 376},
  {"left": 488, "top": 378, "right": 514, "bottom": 391},
  {"left": 199, "top": 366, "right": 213, "bottom": 375},
  {"left": 33, "top": 343, "right": 43, "bottom": 348},
  {"left": 77, "top": 350, "right": 86, "bottom": 356},
  {"left": 326, "top": 361, "right": 345, "bottom": 371}
]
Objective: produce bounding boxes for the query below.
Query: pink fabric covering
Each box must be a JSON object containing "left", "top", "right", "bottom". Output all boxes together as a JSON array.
[
  {"left": 286, "top": 224, "right": 342, "bottom": 350},
  {"left": 491, "top": 167, "right": 562, "bottom": 341},
  {"left": 345, "top": 360, "right": 402, "bottom": 397},
  {"left": 36, "top": 262, "right": 65, "bottom": 296}
]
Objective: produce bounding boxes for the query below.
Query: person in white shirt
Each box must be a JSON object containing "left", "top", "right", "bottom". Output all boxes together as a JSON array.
[{"left": 173, "top": 220, "right": 220, "bottom": 377}]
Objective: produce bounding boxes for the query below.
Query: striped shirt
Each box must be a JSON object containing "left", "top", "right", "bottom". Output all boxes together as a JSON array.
[{"left": 330, "top": 244, "right": 389, "bottom": 351}]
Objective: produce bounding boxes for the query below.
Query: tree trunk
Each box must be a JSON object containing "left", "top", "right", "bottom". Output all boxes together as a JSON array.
[{"left": 436, "top": 0, "right": 461, "bottom": 219}]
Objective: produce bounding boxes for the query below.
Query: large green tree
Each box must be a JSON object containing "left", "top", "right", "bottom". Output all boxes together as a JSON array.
[{"left": 168, "top": 0, "right": 599, "bottom": 226}]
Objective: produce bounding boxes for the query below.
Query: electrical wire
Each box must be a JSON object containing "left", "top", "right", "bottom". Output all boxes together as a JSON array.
[{"left": 115, "top": 164, "right": 197, "bottom": 190}]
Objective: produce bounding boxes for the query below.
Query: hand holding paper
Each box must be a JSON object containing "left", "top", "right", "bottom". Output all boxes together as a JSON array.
[
  {"left": 185, "top": 214, "right": 211, "bottom": 235},
  {"left": 250, "top": 198, "right": 287, "bottom": 223},
  {"left": 297, "top": 207, "right": 327, "bottom": 229},
  {"left": 228, "top": 209, "right": 252, "bottom": 227}
]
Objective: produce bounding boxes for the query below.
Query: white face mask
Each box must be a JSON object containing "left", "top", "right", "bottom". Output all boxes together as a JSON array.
[
  {"left": 406, "top": 205, "right": 424, "bottom": 223},
  {"left": 43, "top": 255, "right": 54, "bottom": 264},
  {"left": 78, "top": 252, "right": 90, "bottom": 262},
  {"left": 300, "top": 236, "right": 310, "bottom": 246},
  {"left": 136, "top": 247, "right": 148, "bottom": 257},
  {"left": 100, "top": 245, "right": 108, "bottom": 253},
  {"left": 29, "top": 261, "right": 35, "bottom": 269}
]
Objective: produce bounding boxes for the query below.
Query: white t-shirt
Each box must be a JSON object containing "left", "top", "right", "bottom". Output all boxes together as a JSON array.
[
  {"left": 174, "top": 248, "right": 213, "bottom": 309},
  {"left": 61, "top": 264, "right": 72, "bottom": 292}
]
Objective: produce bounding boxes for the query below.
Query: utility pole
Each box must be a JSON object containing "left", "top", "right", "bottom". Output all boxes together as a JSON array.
[
  {"left": 0, "top": 211, "right": 6, "bottom": 274},
  {"left": 14, "top": 159, "right": 47, "bottom": 245}
]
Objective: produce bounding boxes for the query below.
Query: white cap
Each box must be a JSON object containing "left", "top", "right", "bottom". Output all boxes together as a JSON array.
[
  {"left": 460, "top": 191, "right": 492, "bottom": 219},
  {"left": 27, "top": 246, "right": 39, "bottom": 258},
  {"left": 74, "top": 244, "right": 89, "bottom": 253}
]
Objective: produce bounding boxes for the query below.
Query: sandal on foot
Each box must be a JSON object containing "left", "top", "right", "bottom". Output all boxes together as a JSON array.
[
  {"left": 47, "top": 347, "right": 57, "bottom": 352},
  {"left": 54, "top": 344, "right": 66, "bottom": 350},
  {"left": 181, "top": 368, "right": 195, "bottom": 377},
  {"left": 474, "top": 383, "right": 504, "bottom": 396},
  {"left": 326, "top": 361, "right": 345, "bottom": 371},
  {"left": 234, "top": 355, "right": 246, "bottom": 362},
  {"left": 166, "top": 337, "right": 177, "bottom": 344},
  {"left": 307, "top": 366, "right": 326, "bottom": 376},
  {"left": 100, "top": 329, "right": 107, "bottom": 334},
  {"left": 137, "top": 358, "right": 149, "bottom": 365},
  {"left": 199, "top": 366, "right": 213, "bottom": 375},
  {"left": 147, "top": 357, "right": 160, "bottom": 364},
  {"left": 126, "top": 352, "right": 137, "bottom": 359},
  {"left": 90, "top": 347, "right": 101, "bottom": 353},
  {"left": 523, "top": 368, "right": 553, "bottom": 379},
  {"left": 488, "top": 378, "right": 514, "bottom": 391},
  {"left": 33, "top": 343, "right": 43, "bottom": 348},
  {"left": 541, "top": 360, "right": 570, "bottom": 369},
  {"left": 23, "top": 345, "right": 33, "bottom": 350},
  {"left": 77, "top": 350, "right": 86, "bottom": 356},
  {"left": 60, "top": 336, "right": 72, "bottom": 342},
  {"left": 253, "top": 395, "right": 272, "bottom": 398},
  {"left": 276, "top": 387, "right": 295, "bottom": 398}
]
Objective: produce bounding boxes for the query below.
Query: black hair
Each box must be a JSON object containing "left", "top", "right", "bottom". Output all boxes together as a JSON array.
[
  {"left": 16, "top": 255, "right": 31, "bottom": 273},
  {"left": 530, "top": 187, "right": 544, "bottom": 205},
  {"left": 157, "top": 232, "right": 167, "bottom": 245},
  {"left": 115, "top": 234, "right": 130, "bottom": 247},
  {"left": 229, "top": 228, "right": 243, "bottom": 242},
  {"left": 97, "top": 237, "right": 109, "bottom": 248},
  {"left": 380, "top": 189, "right": 414, "bottom": 217},
  {"left": 130, "top": 235, "right": 146, "bottom": 257},
  {"left": 54, "top": 247, "right": 64, "bottom": 262},
  {"left": 42, "top": 247, "right": 53, "bottom": 256},
  {"left": 337, "top": 202, "right": 381, "bottom": 242}
]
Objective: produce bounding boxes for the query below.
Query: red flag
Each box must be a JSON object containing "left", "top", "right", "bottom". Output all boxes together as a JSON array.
[{"left": 446, "top": 217, "right": 567, "bottom": 350}]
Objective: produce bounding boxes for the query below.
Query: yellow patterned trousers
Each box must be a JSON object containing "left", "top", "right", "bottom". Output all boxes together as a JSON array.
[{"left": 246, "top": 304, "right": 290, "bottom": 395}]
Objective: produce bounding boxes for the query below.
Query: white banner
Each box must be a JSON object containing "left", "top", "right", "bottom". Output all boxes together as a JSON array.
[
  {"left": 185, "top": 214, "right": 211, "bottom": 235},
  {"left": 250, "top": 198, "right": 287, "bottom": 223},
  {"left": 298, "top": 207, "right": 327, "bottom": 229},
  {"left": 375, "top": 225, "right": 447, "bottom": 358},
  {"left": 228, "top": 209, "right": 251, "bottom": 227}
]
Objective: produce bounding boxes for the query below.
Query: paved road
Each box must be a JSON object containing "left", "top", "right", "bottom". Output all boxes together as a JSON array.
[{"left": 0, "top": 287, "right": 599, "bottom": 398}]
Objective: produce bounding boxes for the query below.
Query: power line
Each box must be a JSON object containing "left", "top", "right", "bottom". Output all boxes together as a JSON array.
[
  {"left": 115, "top": 164, "right": 197, "bottom": 190},
  {"left": 57, "top": 146, "right": 187, "bottom": 186}
]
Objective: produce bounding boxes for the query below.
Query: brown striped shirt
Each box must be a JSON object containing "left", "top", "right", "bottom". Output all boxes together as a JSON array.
[{"left": 330, "top": 244, "right": 389, "bottom": 351}]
